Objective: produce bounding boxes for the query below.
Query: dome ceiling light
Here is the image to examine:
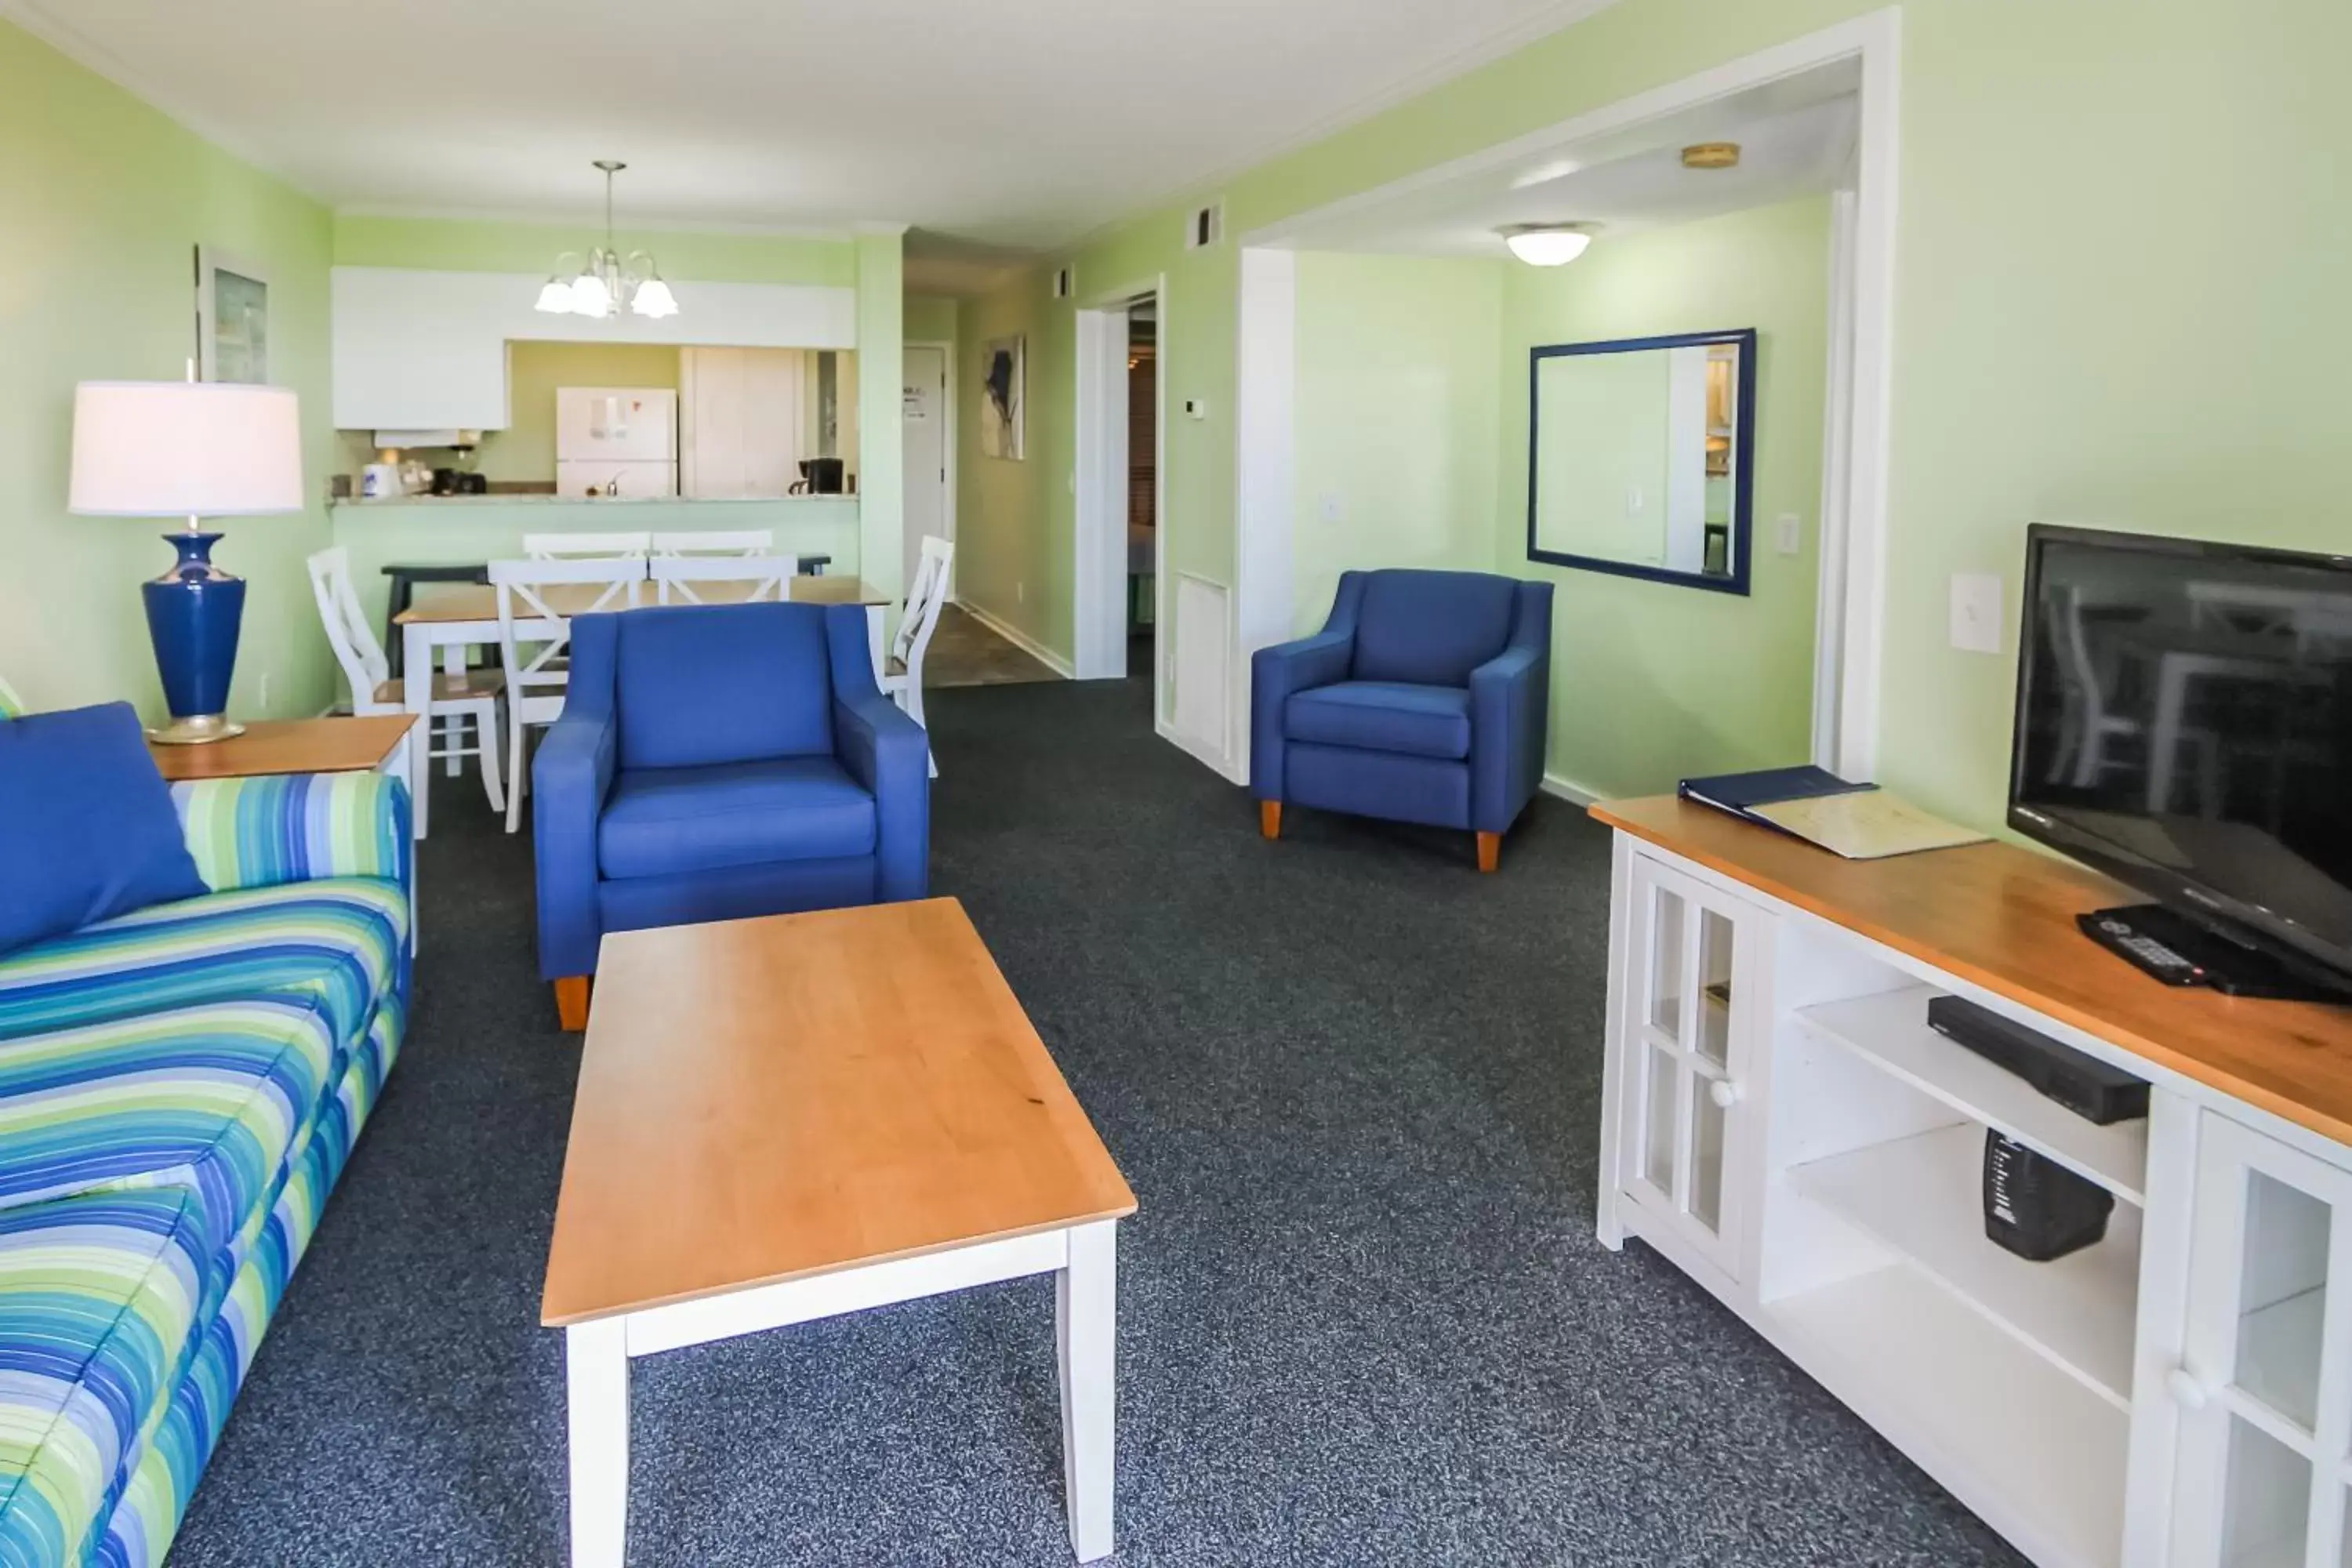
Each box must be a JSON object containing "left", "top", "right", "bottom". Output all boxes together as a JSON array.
[{"left": 1498, "top": 222, "right": 1596, "bottom": 267}]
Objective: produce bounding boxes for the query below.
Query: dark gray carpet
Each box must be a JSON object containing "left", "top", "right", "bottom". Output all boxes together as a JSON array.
[{"left": 165, "top": 676, "right": 2022, "bottom": 1566}]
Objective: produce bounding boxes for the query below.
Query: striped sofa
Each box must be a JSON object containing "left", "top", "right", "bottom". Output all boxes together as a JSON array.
[{"left": 0, "top": 768, "right": 410, "bottom": 1566}]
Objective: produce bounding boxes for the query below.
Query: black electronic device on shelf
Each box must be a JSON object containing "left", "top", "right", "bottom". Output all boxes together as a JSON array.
[
  {"left": 1926, "top": 995, "right": 2150, "bottom": 1125},
  {"left": 2008, "top": 525, "right": 2352, "bottom": 1004},
  {"left": 1983, "top": 1132, "right": 2114, "bottom": 1261}
]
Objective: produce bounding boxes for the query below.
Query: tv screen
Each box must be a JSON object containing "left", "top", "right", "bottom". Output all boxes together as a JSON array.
[{"left": 2011, "top": 524, "right": 2352, "bottom": 981}]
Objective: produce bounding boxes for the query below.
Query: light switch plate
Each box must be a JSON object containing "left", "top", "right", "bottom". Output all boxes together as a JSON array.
[
  {"left": 1949, "top": 572, "right": 2004, "bottom": 654},
  {"left": 1319, "top": 492, "right": 1345, "bottom": 524},
  {"left": 1775, "top": 514, "right": 1802, "bottom": 555}
]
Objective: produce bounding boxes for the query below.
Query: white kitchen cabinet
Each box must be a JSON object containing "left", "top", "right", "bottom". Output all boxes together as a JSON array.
[
  {"left": 681, "top": 347, "right": 804, "bottom": 499},
  {"left": 2143, "top": 1111, "right": 2352, "bottom": 1567},
  {"left": 1609, "top": 852, "right": 1766, "bottom": 1282}
]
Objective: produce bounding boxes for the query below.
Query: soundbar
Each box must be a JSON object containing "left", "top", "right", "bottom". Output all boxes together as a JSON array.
[{"left": 1925, "top": 994, "right": 2150, "bottom": 1125}]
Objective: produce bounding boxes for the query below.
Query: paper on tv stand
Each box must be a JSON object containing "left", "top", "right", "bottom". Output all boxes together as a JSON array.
[{"left": 1746, "top": 790, "right": 1990, "bottom": 860}]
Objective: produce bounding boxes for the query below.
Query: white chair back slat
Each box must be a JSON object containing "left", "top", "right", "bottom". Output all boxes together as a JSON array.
[
  {"left": 892, "top": 536, "right": 956, "bottom": 671},
  {"left": 488, "top": 557, "right": 647, "bottom": 702},
  {"left": 523, "top": 531, "right": 652, "bottom": 561},
  {"left": 307, "top": 546, "right": 391, "bottom": 709},
  {"left": 652, "top": 529, "right": 775, "bottom": 557},
  {"left": 650, "top": 555, "right": 794, "bottom": 606}
]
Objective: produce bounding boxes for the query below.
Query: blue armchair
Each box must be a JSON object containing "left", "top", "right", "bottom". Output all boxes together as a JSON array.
[
  {"left": 533, "top": 601, "right": 930, "bottom": 1025},
  {"left": 1251, "top": 569, "right": 1552, "bottom": 871}
]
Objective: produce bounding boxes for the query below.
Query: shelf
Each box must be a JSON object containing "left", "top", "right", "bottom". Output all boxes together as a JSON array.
[
  {"left": 1789, "top": 1123, "right": 2142, "bottom": 1409},
  {"left": 2238, "top": 1284, "right": 2326, "bottom": 1430},
  {"left": 1794, "top": 986, "right": 2149, "bottom": 1203},
  {"left": 1766, "top": 1265, "right": 2127, "bottom": 1568}
]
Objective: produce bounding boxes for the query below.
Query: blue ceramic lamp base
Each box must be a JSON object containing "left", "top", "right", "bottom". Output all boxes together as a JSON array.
[{"left": 143, "top": 528, "right": 245, "bottom": 745}]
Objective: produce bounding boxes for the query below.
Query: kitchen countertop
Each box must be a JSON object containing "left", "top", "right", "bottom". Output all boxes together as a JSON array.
[{"left": 329, "top": 493, "right": 856, "bottom": 508}]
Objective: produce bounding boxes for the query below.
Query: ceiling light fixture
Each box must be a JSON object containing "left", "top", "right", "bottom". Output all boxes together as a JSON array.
[
  {"left": 535, "top": 161, "right": 679, "bottom": 320},
  {"left": 1681, "top": 142, "right": 1741, "bottom": 169},
  {"left": 1498, "top": 223, "right": 1595, "bottom": 267}
]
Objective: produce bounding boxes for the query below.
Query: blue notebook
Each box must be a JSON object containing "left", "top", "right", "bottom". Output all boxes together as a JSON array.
[{"left": 1677, "top": 766, "right": 1875, "bottom": 826}]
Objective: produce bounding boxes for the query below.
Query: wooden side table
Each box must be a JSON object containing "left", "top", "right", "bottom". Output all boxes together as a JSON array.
[{"left": 147, "top": 715, "right": 417, "bottom": 782}]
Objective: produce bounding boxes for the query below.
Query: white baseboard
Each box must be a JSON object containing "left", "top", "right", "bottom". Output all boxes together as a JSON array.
[
  {"left": 1541, "top": 771, "right": 1603, "bottom": 808},
  {"left": 951, "top": 597, "right": 1076, "bottom": 680},
  {"left": 1156, "top": 717, "right": 1242, "bottom": 784}
]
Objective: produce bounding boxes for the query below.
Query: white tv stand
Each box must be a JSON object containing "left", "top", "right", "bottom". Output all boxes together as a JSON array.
[{"left": 1592, "top": 797, "right": 2352, "bottom": 1568}]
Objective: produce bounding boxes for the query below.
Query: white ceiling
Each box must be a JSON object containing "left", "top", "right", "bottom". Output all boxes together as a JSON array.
[
  {"left": 8, "top": 0, "right": 1627, "bottom": 285},
  {"left": 1272, "top": 67, "right": 1858, "bottom": 260}
]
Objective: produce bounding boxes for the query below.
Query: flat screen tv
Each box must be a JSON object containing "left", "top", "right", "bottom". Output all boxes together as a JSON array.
[{"left": 2010, "top": 524, "right": 2352, "bottom": 994}]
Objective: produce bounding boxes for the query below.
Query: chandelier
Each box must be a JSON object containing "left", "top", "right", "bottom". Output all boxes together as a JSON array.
[{"left": 535, "top": 161, "right": 679, "bottom": 320}]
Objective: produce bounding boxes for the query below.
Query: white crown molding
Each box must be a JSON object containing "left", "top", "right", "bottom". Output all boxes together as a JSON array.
[
  {"left": 1046, "top": 0, "right": 1627, "bottom": 258},
  {"left": 332, "top": 201, "right": 868, "bottom": 242},
  {"left": 0, "top": 0, "right": 326, "bottom": 201}
]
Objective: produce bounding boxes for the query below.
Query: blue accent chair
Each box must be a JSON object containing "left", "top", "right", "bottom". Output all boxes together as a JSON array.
[
  {"left": 532, "top": 602, "right": 930, "bottom": 1022},
  {"left": 1251, "top": 569, "right": 1552, "bottom": 870}
]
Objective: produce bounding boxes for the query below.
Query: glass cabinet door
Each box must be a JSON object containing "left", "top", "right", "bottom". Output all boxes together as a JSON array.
[
  {"left": 1621, "top": 858, "right": 1755, "bottom": 1272},
  {"left": 2171, "top": 1113, "right": 2352, "bottom": 1567}
]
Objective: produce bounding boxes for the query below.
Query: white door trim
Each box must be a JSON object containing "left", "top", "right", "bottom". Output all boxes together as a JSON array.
[
  {"left": 1230, "top": 246, "right": 1298, "bottom": 786},
  {"left": 1072, "top": 275, "right": 1169, "bottom": 696},
  {"left": 1235, "top": 6, "right": 1903, "bottom": 784},
  {"left": 904, "top": 339, "right": 957, "bottom": 599}
]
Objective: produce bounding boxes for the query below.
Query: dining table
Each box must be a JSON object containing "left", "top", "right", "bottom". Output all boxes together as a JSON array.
[{"left": 393, "top": 575, "right": 894, "bottom": 838}]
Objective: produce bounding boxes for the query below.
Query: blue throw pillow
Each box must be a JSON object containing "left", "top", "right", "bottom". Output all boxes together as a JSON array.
[{"left": 0, "top": 702, "right": 207, "bottom": 957}]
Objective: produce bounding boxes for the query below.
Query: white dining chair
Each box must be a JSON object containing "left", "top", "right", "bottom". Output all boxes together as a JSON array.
[
  {"left": 489, "top": 557, "right": 645, "bottom": 833},
  {"left": 649, "top": 555, "right": 796, "bottom": 606},
  {"left": 880, "top": 535, "right": 955, "bottom": 777},
  {"left": 651, "top": 529, "right": 775, "bottom": 557},
  {"left": 523, "top": 531, "right": 652, "bottom": 560},
  {"left": 307, "top": 546, "right": 505, "bottom": 816}
]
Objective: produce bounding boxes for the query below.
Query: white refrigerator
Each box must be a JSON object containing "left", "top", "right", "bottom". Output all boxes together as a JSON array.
[{"left": 555, "top": 387, "right": 678, "bottom": 498}]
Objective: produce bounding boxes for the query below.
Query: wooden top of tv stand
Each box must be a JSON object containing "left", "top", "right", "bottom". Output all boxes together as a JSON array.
[{"left": 1592, "top": 794, "right": 2352, "bottom": 1151}]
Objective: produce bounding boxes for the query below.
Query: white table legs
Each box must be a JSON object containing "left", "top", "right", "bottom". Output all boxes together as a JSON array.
[
  {"left": 1058, "top": 1219, "right": 1120, "bottom": 1563},
  {"left": 401, "top": 621, "right": 433, "bottom": 840},
  {"left": 564, "top": 1318, "right": 630, "bottom": 1568},
  {"left": 561, "top": 1219, "right": 1119, "bottom": 1567}
]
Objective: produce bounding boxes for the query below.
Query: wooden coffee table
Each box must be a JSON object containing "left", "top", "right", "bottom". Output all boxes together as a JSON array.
[{"left": 541, "top": 898, "right": 1138, "bottom": 1566}]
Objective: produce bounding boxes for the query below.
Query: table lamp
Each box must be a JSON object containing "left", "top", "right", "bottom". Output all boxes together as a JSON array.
[{"left": 69, "top": 376, "right": 304, "bottom": 743}]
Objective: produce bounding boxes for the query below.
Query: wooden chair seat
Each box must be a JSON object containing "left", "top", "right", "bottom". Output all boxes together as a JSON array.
[{"left": 375, "top": 669, "right": 506, "bottom": 706}]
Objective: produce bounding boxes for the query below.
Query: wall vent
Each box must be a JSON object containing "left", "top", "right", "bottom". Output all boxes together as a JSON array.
[{"left": 1184, "top": 203, "right": 1225, "bottom": 250}]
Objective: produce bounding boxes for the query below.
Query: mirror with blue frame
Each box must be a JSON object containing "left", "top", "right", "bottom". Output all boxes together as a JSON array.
[{"left": 1526, "top": 327, "right": 1757, "bottom": 594}]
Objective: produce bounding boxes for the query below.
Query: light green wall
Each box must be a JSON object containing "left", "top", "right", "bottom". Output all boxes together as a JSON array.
[
  {"left": 1292, "top": 252, "right": 1503, "bottom": 630},
  {"left": 0, "top": 20, "right": 336, "bottom": 724},
  {"left": 968, "top": 0, "right": 2352, "bottom": 830},
  {"left": 1504, "top": 197, "right": 1828, "bottom": 799},
  {"left": 482, "top": 341, "right": 681, "bottom": 483},
  {"left": 904, "top": 293, "right": 960, "bottom": 343},
  {"left": 955, "top": 275, "right": 1073, "bottom": 652},
  {"left": 332, "top": 215, "right": 856, "bottom": 286},
  {"left": 854, "top": 234, "right": 906, "bottom": 602}
]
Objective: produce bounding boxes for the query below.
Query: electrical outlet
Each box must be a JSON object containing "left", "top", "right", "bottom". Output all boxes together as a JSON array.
[
  {"left": 1775, "top": 514, "right": 1802, "bottom": 556},
  {"left": 257, "top": 672, "right": 272, "bottom": 710},
  {"left": 1319, "top": 492, "right": 1345, "bottom": 524},
  {"left": 1949, "top": 572, "right": 2004, "bottom": 654},
  {"left": 1625, "top": 484, "right": 1646, "bottom": 515},
  {"left": 1016, "top": 581, "right": 1025, "bottom": 604}
]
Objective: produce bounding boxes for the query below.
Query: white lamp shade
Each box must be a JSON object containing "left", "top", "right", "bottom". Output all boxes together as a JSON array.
[
  {"left": 535, "top": 278, "right": 575, "bottom": 314},
  {"left": 1504, "top": 229, "right": 1592, "bottom": 267},
  {"left": 569, "top": 273, "right": 612, "bottom": 318},
  {"left": 69, "top": 382, "right": 305, "bottom": 517},
  {"left": 630, "top": 276, "right": 679, "bottom": 319}
]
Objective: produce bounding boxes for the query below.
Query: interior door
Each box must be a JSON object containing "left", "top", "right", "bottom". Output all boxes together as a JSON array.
[{"left": 902, "top": 346, "right": 947, "bottom": 586}]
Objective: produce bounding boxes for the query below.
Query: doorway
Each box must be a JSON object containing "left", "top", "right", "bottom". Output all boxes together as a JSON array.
[
  {"left": 901, "top": 343, "right": 953, "bottom": 591},
  {"left": 1231, "top": 12, "right": 1899, "bottom": 787},
  {"left": 1073, "top": 280, "right": 1167, "bottom": 691}
]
